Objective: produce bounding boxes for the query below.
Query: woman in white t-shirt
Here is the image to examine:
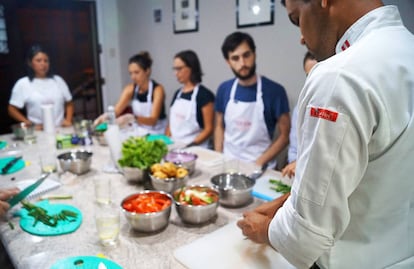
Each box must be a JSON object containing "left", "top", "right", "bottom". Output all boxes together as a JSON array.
[{"left": 8, "top": 44, "right": 73, "bottom": 129}]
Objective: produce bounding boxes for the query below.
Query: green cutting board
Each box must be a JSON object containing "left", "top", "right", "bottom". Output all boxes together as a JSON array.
[
  {"left": 0, "top": 156, "right": 25, "bottom": 174},
  {"left": 19, "top": 200, "right": 82, "bottom": 236},
  {"left": 50, "top": 256, "right": 122, "bottom": 269},
  {"left": 146, "top": 134, "right": 173, "bottom": 145},
  {"left": 0, "top": 140, "right": 7, "bottom": 150}
]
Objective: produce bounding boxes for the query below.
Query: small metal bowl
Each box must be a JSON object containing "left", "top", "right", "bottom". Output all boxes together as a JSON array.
[
  {"left": 57, "top": 150, "right": 93, "bottom": 175},
  {"left": 173, "top": 185, "right": 219, "bottom": 224},
  {"left": 150, "top": 173, "right": 189, "bottom": 193},
  {"left": 210, "top": 173, "right": 255, "bottom": 207},
  {"left": 11, "top": 122, "right": 35, "bottom": 140},
  {"left": 164, "top": 150, "right": 197, "bottom": 175},
  {"left": 121, "top": 190, "right": 173, "bottom": 232},
  {"left": 122, "top": 167, "right": 147, "bottom": 183}
]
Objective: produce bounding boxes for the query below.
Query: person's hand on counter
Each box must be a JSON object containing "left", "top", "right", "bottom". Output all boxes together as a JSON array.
[
  {"left": 281, "top": 161, "right": 296, "bottom": 178},
  {"left": 237, "top": 192, "right": 290, "bottom": 244},
  {"left": 0, "top": 187, "right": 20, "bottom": 218}
]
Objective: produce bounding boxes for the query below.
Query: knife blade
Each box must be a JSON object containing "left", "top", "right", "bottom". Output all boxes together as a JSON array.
[
  {"left": 1, "top": 156, "right": 23, "bottom": 175},
  {"left": 8, "top": 173, "right": 50, "bottom": 208}
]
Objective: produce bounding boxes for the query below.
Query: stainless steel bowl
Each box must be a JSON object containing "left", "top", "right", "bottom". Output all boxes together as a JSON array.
[
  {"left": 210, "top": 173, "right": 255, "bottom": 207},
  {"left": 173, "top": 185, "right": 219, "bottom": 224},
  {"left": 121, "top": 191, "right": 173, "bottom": 232},
  {"left": 11, "top": 122, "right": 35, "bottom": 140},
  {"left": 164, "top": 150, "right": 197, "bottom": 175},
  {"left": 122, "top": 167, "right": 146, "bottom": 183},
  {"left": 150, "top": 173, "right": 189, "bottom": 193},
  {"left": 57, "top": 150, "right": 92, "bottom": 175}
]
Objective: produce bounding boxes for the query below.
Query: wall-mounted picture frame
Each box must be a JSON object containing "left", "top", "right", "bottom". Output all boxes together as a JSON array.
[
  {"left": 173, "top": 0, "right": 198, "bottom": 34},
  {"left": 237, "top": 0, "right": 274, "bottom": 28}
]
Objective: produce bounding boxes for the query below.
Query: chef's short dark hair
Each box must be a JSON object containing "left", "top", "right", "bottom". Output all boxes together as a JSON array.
[{"left": 221, "top": 32, "right": 256, "bottom": 60}]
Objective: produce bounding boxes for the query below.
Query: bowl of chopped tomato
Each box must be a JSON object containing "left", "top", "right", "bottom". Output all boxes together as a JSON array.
[
  {"left": 173, "top": 185, "right": 219, "bottom": 224},
  {"left": 121, "top": 190, "right": 173, "bottom": 232}
]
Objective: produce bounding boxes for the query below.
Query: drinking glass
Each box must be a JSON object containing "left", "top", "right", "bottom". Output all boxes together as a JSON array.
[
  {"left": 94, "top": 177, "right": 111, "bottom": 204},
  {"left": 95, "top": 203, "right": 120, "bottom": 247},
  {"left": 39, "top": 153, "right": 57, "bottom": 173}
]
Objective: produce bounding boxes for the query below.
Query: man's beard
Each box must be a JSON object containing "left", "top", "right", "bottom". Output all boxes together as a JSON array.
[{"left": 232, "top": 63, "right": 256, "bottom": 80}]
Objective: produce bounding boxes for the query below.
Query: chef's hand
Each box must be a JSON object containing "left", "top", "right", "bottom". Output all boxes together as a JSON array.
[
  {"left": 254, "top": 192, "right": 290, "bottom": 218},
  {"left": 0, "top": 188, "right": 20, "bottom": 218},
  {"left": 93, "top": 113, "right": 108, "bottom": 127},
  {"left": 281, "top": 161, "right": 296, "bottom": 178},
  {"left": 237, "top": 211, "right": 271, "bottom": 244},
  {"left": 61, "top": 118, "right": 73, "bottom": 127}
]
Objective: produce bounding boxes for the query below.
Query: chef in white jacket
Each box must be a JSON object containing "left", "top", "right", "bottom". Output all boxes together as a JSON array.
[{"left": 237, "top": 1, "right": 414, "bottom": 269}]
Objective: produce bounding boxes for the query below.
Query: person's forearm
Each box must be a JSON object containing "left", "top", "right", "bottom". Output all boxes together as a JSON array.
[
  {"left": 256, "top": 134, "right": 289, "bottom": 166},
  {"left": 136, "top": 115, "right": 159, "bottom": 126},
  {"left": 8, "top": 105, "right": 30, "bottom": 124},
  {"left": 192, "top": 128, "right": 212, "bottom": 145},
  {"left": 65, "top": 101, "right": 74, "bottom": 122},
  {"left": 214, "top": 126, "right": 224, "bottom": 152}
]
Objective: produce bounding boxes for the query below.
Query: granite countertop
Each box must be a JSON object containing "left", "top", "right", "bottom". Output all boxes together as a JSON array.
[{"left": 0, "top": 129, "right": 268, "bottom": 269}]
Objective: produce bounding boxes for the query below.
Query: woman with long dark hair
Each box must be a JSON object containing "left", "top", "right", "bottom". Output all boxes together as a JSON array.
[
  {"left": 165, "top": 50, "right": 214, "bottom": 148},
  {"left": 8, "top": 44, "right": 73, "bottom": 129}
]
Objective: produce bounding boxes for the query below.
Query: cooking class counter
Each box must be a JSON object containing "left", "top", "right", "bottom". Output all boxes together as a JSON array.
[{"left": 0, "top": 128, "right": 294, "bottom": 269}]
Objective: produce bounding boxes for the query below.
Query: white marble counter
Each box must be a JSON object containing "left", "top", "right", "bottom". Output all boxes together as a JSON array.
[{"left": 0, "top": 129, "right": 280, "bottom": 269}]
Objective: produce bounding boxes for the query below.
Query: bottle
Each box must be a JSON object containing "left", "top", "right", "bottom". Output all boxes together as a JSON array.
[{"left": 107, "top": 105, "right": 116, "bottom": 125}]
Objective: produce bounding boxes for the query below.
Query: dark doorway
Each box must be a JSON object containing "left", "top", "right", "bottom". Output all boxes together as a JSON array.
[{"left": 0, "top": 0, "right": 103, "bottom": 134}]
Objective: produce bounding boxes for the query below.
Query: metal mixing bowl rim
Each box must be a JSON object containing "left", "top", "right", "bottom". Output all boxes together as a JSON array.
[{"left": 120, "top": 190, "right": 173, "bottom": 216}]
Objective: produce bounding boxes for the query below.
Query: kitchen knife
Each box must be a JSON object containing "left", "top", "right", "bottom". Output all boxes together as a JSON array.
[
  {"left": 1, "top": 156, "right": 23, "bottom": 175},
  {"left": 8, "top": 173, "right": 50, "bottom": 208}
]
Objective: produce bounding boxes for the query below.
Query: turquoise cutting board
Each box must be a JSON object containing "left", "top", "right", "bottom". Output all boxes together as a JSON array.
[
  {"left": 0, "top": 140, "right": 7, "bottom": 150},
  {"left": 0, "top": 157, "right": 25, "bottom": 175},
  {"left": 146, "top": 134, "right": 173, "bottom": 145},
  {"left": 50, "top": 256, "right": 122, "bottom": 269},
  {"left": 19, "top": 200, "right": 82, "bottom": 236}
]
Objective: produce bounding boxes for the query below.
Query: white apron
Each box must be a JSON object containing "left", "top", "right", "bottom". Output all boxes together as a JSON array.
[
  {"left": 131, "top": 80, "right": 167, "bottom": 136},
  {"left": 223, "top": 76, "right": 274, "bottom": 166},
  {"left": 169, "top": 85, "right": 209, "bottom": 148}
]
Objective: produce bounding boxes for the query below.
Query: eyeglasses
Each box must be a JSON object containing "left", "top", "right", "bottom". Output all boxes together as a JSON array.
[{"left": 172, "top": 65, "right": 187, "bottom": 72}]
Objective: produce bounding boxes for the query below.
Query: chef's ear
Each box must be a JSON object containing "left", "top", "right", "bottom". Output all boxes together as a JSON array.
[{"left": 321, "top": 0, "right": 328, "bottom": 8}]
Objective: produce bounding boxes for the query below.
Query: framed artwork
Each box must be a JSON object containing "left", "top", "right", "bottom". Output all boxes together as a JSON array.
[
  {"left": 237, "top": 0, "right": 274, "bottom": 28},
  {"left": 173, "top": 0, "right": 198, "bottom": 34}
]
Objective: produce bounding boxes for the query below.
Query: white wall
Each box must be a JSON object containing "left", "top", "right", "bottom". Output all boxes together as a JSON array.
[
  {"left": 97, "top": 0, "right": 414, "bottom": 113},
  {"left": 95, "top": 0, "right": 123, "bottom": 110}
]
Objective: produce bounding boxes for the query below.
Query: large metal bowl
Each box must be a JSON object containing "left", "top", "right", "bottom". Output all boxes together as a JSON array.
[
  {"left": 122, "top": 166, "right": 146, "bottom": 183},
  {"left": 210, "top": 173, "right": 255, "bottom": 207},
  {"left": 11, "top": 122, "right": 35, "bottom": 140},
  {"left": 57, "top": 150, "right": 93, "bottom": 175},
  {"left": 164, "top": 150, "right": 197, "bottom": 175},
  {"left": 121, "top": 191, "right": 172, "bottom": 232},
  {"left": 173, "top": 185, "right": 219, "bottom": 224}
]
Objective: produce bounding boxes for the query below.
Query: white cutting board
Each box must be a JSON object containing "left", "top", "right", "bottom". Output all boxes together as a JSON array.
[
  {"left": 252, "top": 172, "right": 291, "bottom": 201},
  {"left": 174, "top": 221, "right": 297, "bottom": 269}
]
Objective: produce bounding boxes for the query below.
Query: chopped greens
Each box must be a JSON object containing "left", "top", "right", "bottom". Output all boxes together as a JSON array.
[
  {"left": 21, "top": 201, "right": 78, "bottom": 227},
  {"left": 269, "top": 179, "right": 291, "bottom": 194}
]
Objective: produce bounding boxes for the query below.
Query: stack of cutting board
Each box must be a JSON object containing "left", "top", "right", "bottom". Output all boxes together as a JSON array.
[{"left": 174, "top": 221, "right": 296, "bottom": 269}]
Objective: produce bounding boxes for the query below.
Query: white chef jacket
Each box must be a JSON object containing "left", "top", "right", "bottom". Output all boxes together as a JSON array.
[
  {"left": 268, "top": 6, "right": 414, "bottom": 269},
  {"left": 9, "top": 75, "right": 72, "bottom": 125}
]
